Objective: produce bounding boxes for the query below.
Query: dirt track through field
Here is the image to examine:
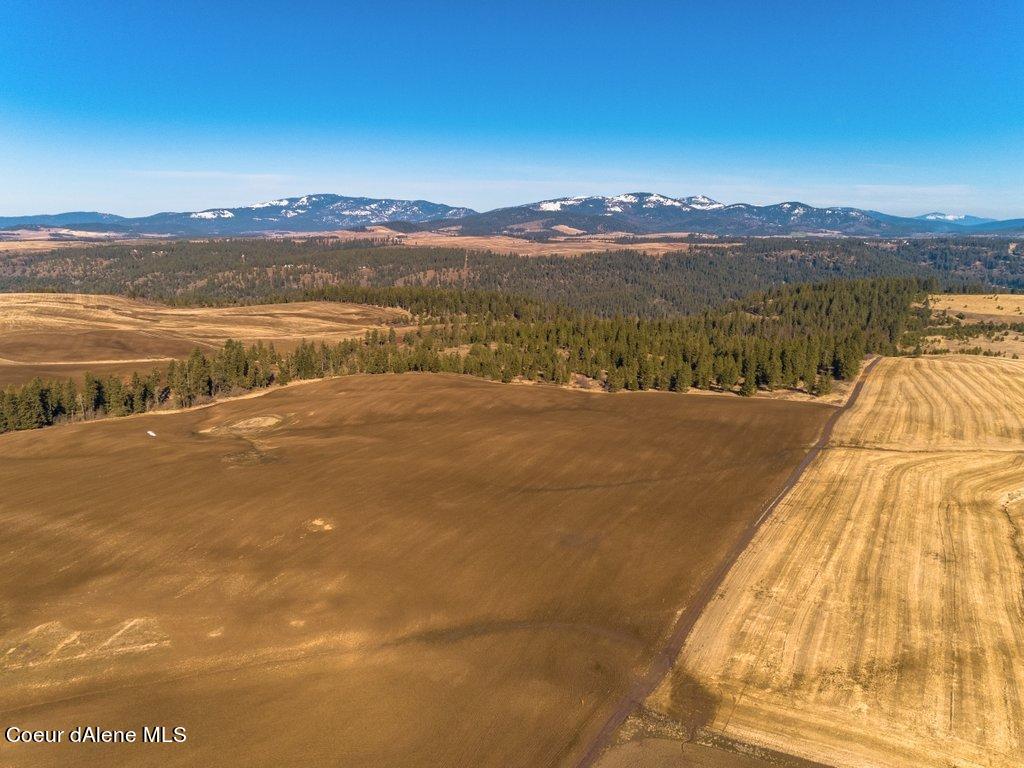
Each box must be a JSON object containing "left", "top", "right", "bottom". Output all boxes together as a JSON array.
[
  {"left": 575, "top": 357, "right": 881, "bottom": 767},
  {"left": 657, "top": 355, "right": 1024, "bottom": 766}
]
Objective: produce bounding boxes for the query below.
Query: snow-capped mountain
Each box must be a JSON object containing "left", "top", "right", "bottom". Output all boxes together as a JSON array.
[
  {"left": 2, "top": 192, "right": 1020, "bottom": 237},
  {"left": 444, "top": 194, "right": 913, "bottom": 236},
  {"left": 915, "top": 212, "right": 995, "bottom": 226},
  {"left": 531, "top": 192, "right": 725, "bottom": 215},
  {"left": 440, "top": 192, "right": 738, "bottom": 235},
  {"left": 440, "top": 193, "right": 1020, "bottom": 237},
  {"left": 124, "top": 194, "right": 476, "bottom": 234},
  {"left": 0, "top": 195, "right": 474, "bottom": 235}
]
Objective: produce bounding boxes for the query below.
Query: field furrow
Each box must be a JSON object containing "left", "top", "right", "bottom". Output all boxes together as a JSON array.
[
  {"left": 0, "top": 373, "right": 830, "bottom": 768},
  {"left": 652, "top": 355, "right": 1024, "bottom": 767}
]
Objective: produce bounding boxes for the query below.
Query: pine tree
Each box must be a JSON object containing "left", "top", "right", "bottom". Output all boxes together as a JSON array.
[
  {"left": 669, "top": 363, "right": 692, "bottom": 392},
  {"left": 814, "top": 372, "right": 834, "bottom": 396},
  {"left": 17, "top": 380, "right": 48, "bottom": 429},
  {"left": 739, "top": 348, "right": 757, "bottom": 397},
  {"left": 83, "top": 373, "right": 102, "bottom": 416}
]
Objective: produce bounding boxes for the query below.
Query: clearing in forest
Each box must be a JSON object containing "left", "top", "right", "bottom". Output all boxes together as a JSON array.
[
  {"left": 925, "top": 293, "right": 1024, "bottom": 357},
  {"left": 929, "top": 292, "right": 1024, "bottom": 322}
]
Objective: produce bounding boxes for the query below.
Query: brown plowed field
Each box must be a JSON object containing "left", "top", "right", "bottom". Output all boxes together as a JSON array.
[
  {"left": 0, "top": 293, "right": 408, "bottom": 386},
  {"left": 654, "top": 355, "right": 1024, "bottom": 766},
  {"left": 0, "top": 373, "right": 829, "bottom": 767}
]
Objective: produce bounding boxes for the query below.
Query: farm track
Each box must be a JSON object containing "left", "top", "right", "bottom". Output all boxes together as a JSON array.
[
  {"left": 574, "top": 357, "right": 881, "bottom": 767},
  {"left": 661, "top": 355, "right": 1024, "bottom": 767}
]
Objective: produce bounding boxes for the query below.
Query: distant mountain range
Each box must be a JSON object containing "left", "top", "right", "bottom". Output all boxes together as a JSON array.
[
  {"left": 442, "top": 193, "right": 1023, "bottom": 237},
  {"left": 2, "top": 192, "right": 1021, "bottom": 238},
  {"left": 0, "top": 195, "right": 474, "bottom": 235}
]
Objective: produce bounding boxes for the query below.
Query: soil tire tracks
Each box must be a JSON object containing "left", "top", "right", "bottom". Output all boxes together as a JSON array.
[{"left": 574, "top": 356, "right": 882, "bottom": 768}]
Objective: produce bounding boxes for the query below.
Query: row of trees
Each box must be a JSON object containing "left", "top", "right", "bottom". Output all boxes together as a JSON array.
[
  {"left": 0, "top": 277, "right": 929, "bottom": 435},
  {"left": 0, "top": 369, "right": 163, "bottom": 431}
]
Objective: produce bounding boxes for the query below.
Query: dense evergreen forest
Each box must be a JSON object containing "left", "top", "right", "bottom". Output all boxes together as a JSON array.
[
  {"left": 0, "top": 236, "right": 1014, "bottom": 316},
  {"left": 1, "top": 277, "right": 931, "bottom": 434}
]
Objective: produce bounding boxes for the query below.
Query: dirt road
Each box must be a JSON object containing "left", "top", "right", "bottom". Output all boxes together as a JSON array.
[{"left": 574, "top": 357, "right": 881, "bottom": 767}]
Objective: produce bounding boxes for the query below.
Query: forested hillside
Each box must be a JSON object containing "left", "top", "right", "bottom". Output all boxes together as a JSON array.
[
  {"left": 1, "top": 277, "right": 930, "bottom": 434},
  {"left": 0, "top": 237, "right": 1016, "bottom": 316}
]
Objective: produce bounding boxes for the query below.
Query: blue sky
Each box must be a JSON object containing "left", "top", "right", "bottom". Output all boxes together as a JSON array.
[{"left": 1, "top": 1, "right": 1021, "bottom": 218}]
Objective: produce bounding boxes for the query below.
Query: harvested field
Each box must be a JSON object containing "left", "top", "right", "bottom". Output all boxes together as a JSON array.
[
  {"left": 272, "top": 227, "right": 736, "bottom": 257},
  {"left": 930, "top": 292, "right": 1024, "bottom": 322},
  {"left": 922, "top": 332, "right": 1024, "bottom": 357},
  {"left": 0, "top": 230, "right": 137, "bottom": 254},
  {"left": 831, "top": 354, "right": 1024, "bottom": 450},
  {"left": 649, "top": 355, "right": 1024, "bottom": 766},
  {"left": 2, "top": 227, "right": 732, "bottom": 259},
  {"left": 924, "top": 294, "right": 1024, "bottom": 357},
  {"left": 0, "top": 293, "right": 408, "bottom": 386},
  {"left": 0, "top": 374, "right": 829, "bottom": 767}
]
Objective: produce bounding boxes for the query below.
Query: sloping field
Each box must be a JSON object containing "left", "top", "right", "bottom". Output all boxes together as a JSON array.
[
  {"left": 652, "top": 356, "right": 1024, "bottom": 766},
  {"left": 0, "top": 374, "right": 829, "bottom": 767},
  {"left": 930, "top": 293, "right": 1024, "bottom": 322},
  {"left": 831, "top": 354, "right": 1024, "bottom": 450},
  {"left": 0, "top": 292, "right": 407, "bottom": 386},
  {"left": 925, "top": 294, "right": 1024, "bottom": 357}
]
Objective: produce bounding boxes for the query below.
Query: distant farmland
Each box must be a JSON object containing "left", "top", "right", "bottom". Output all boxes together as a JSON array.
[
  {"left": 0, "top": 293, "right": 407, "bottom": 386},
  {"left": 0, "top": 374, "right": 828, "bottom": 767}
]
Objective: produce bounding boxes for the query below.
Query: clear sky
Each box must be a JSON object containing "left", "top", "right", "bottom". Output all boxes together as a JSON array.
[{"left": 2, "top": 0, "right": 1022, "bottom": 218}]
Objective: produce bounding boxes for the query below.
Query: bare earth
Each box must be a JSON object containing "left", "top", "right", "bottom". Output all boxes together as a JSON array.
[
  {"left": 0, "top": 373, "right": 828, "bottom": 767},
  {"left": 650, "top": 355, "right": 1024, "bottom": 766},
  {"left": 0, "top": 293, "right": 407, "bottom": 386}
]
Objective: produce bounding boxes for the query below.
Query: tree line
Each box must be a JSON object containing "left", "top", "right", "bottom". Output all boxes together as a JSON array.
[
  {"left": 0, "top": 235, "right": 1008, "bottom": 317},
  {"left": 0, "top": 277, "right": 931, "bottom": 434}
]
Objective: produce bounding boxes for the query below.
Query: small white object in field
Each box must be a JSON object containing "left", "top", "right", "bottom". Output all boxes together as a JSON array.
[{"left": 146, "top": 430, "right": 157, "bottom": 438}]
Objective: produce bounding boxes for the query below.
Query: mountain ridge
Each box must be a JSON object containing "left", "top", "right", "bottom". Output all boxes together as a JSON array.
[
  {"left": 0, "top": 194, "right": 474, "bottom": 235},
  {"left": 434, "top": 193, "right": 1020, "bottom": 237},
  {"left": 2, "top": 192, "right": 1020, "bottom": 237}
]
